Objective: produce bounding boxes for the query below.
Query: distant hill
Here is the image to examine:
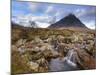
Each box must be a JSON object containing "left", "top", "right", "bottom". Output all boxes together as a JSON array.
[
  {"left": 11, "top": 22, "right": 24, "bottom": 29},
  {"left": 49, "top": 14, "right": 87, "bottom": 29},
  {"left": 11, "top": 20, "right": 38, "bottom": 28}
]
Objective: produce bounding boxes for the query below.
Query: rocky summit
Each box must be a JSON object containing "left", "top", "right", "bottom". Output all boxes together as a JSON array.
[
  {"left": 11, "top": 24, "right": 96, "bottom": 74},
  {"left": 49, "top": 14, "right": 87, "bottom": 29}
]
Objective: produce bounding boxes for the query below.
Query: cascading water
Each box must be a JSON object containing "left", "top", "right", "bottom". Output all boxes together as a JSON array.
[
  {"left": 63, "top": 49, "right": 77, "bottom": 67},
  {"left": 49, "top": 49, "right": 79, "bottom": 71}
]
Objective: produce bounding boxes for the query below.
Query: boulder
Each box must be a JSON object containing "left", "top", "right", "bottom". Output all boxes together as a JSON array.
[
  {"left": 39, "top": 43, "right": 53, "bottom": 52},
  {"left": 51, "top": 50, "right": 60, "bottom": 58},
  {"left": 18, "top": 45, "right": 25, "bottom": 53},
  {"left": 15, "top": 39, "right": 26, "bottom": 47},
  {"left": 26, "top": 46, "right": 40, "bottom": 52},
  {"left": 34, "top": 37, "right": 43, "bottom": 43},
  {"left": 27, "top": 61, "right": 39, "bottom": 72}
]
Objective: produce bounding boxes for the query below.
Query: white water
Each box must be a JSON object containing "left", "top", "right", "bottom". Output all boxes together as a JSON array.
[
  {"left": 49, "top": 49, "right": 79, "bottom": 71},
  {"left": 63, "top": 49, "right": 77, "bottom": 67}
]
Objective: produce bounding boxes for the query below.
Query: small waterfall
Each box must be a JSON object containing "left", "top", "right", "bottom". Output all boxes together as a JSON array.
[
  {"left": 49, "top": 49, "right": 79, "bottom": 71},
  {"left": 63, "top": 49, "right": 77, "bottom": 67}
]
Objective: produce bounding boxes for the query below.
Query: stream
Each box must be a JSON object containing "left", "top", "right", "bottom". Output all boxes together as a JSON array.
[{"left": 49, "top": 49, "right": 80, "bottom": 72}]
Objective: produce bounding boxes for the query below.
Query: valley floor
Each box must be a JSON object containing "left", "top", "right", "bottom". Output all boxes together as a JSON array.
[{"left": 11, "top": 28, "right": 96, "bottom": 74}]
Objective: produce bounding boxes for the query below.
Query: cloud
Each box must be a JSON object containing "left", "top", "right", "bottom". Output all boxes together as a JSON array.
[
  {"left": 75, "top": 7, "right": 96, "bottom": 18},
  {"left": 45, "top": 5, "right": 54, "bottom": 14},
  {"left": 73, "top": 7, "right": 96, "bottom": 29},
  {"left": 12, "top": 1, "right": 96, "bottom": 29},
  {"left": 12, "top": 16, "right": 20, "bottom": 24},
  {"left": 27, "top": 2, "right": 48, "bottom": 14},
  {"left": 12, "top": 14, "right": 54, "bottom": 28},
  {"left": 45, "top": 5, "right": 58, "bottom": 15},
  {"left": 45, "top": 5, "right": 67, "bottom": 21},
  {"left": 35, "top": 22, "right": 50, "bottom": 28},
  {"left": 75, "top": 9, "right": 86, "bottom": 17},
  {"left": 28, "top": 2, "right": 39, "bottom": 13},
  {"left": 84, "top": 21, "right": 96, "bottom": 29}
]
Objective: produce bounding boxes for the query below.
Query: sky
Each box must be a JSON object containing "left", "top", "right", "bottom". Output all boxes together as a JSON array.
[{"left": 12, "top": 0, "right": 96, "bottom": 29}]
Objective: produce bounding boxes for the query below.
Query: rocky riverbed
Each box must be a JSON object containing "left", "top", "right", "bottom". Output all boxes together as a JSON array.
[{"left": 11, "top": 28, "right": 96, "bottom": 74}]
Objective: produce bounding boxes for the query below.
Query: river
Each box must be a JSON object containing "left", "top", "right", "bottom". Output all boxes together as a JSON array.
[{"left": 49, "top": 49, "right": 80, "bottom": 72}]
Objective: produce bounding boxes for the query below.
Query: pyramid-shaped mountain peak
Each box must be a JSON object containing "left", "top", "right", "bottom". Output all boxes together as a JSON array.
[{"left": 49, "top": 13, "right": 87, "bottom": 28}]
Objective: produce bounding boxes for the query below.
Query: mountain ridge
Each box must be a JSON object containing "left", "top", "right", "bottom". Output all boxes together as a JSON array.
[{"left": 48, "top": 14, "right": 87, "bottom": 29}]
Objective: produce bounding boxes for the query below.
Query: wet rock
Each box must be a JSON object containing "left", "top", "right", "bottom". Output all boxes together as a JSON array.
[{"left": 51, "top": 50, "right": 60, "bottom": 58}]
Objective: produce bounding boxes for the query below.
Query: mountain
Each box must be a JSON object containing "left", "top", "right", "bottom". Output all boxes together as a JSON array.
[
  {"left": 49, "top": 14, "right": 87, "bottom": 28},
  {"left": 11, "top": 20, "right": 38, "bottom": 28},
  {"left": 11, "top": 22, "right": 24, "bottom": 29}
]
